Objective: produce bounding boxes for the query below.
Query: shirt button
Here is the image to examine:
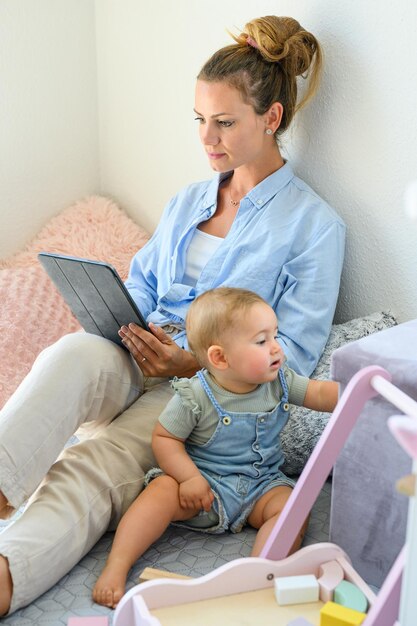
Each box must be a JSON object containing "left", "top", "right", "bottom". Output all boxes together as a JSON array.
[
  {"left": 222, "top": 416, "right": 231, "bottom": 425},
  {"left": 259, "top": 418, "right": 265, "bottom": 423},
  {"left": 257, "top": 199, "right": 262, "bottom": 205},
  {"left": 282, "top": 402, "right": 290, "bottom": 412},
  {"left": 254, "top": 444, "right": 260, "bottom": 450}
]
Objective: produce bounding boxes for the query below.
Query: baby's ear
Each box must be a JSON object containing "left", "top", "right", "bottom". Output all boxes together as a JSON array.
[{"left": 207, "top": 345, "right": 228, "bottom": 370}]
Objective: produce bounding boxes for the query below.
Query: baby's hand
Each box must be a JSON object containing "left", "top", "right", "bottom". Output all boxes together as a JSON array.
[{"left": 179, "top": 475, "right": 214, "bottom": 512}]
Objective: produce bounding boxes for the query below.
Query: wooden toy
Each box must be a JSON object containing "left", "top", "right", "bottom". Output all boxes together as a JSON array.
[
  {"left": 110, "top": 365, "right": 416, "bottom": 625},
  {"left": 317, "top": 559, "right": 344, "bottom": 602},
  {"left": 274, "top": 574, "right": 319, "bottom": 605},
  {"left": 334, "top": 580, "right": 368, "bottom": 613},
  {"left": 286, "top": 618, "right": 314, "bottom": 626},
  {"left": 138, "top": 567, "right": 192, "bottom": 583},
  {"left": 67, "top": 617, "right": 109, "bottom": 626},
  {"left": 320, "top": 601, "right": 366, "bottom": 625},
  {"left": 388, "top": 414, "right": 417, "bottom": 625}
]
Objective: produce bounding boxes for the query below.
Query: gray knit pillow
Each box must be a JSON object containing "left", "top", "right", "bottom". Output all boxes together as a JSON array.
[{"left": 280, "top": 311, "right": 398, "bottom": 476}]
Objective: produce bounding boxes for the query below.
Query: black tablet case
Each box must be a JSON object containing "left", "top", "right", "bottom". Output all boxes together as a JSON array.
[{"left": 38, "top": 253, "right": 148, "bottom": 347}]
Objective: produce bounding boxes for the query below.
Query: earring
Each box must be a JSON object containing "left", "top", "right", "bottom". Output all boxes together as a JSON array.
[{"left": 265, "top": 129, "right": 273, "bottom": 135}]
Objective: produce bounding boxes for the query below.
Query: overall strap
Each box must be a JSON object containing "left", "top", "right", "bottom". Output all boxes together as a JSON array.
[
  {"left": 278, "top": 368, "right": 289, "bottom": 401},
  {"left": 196, "top": 370, "right": 225, "bottom": 418}
]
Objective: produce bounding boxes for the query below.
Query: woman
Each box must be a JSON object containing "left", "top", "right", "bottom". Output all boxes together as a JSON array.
[{"left": 0, "top": 15, "right": 345, "bottom": 615}]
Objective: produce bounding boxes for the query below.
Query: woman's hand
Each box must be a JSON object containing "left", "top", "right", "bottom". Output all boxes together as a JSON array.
[
  {"left": 179, "top": 475, "right": 214, "bottom": 512},
  {"left": 118, "top": 322, "right": 199, "bottom": 378}
]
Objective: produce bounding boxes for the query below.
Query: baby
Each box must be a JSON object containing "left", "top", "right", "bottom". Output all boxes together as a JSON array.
[{"left": 93, "top": 287, "right": 339, "bottom": 607}]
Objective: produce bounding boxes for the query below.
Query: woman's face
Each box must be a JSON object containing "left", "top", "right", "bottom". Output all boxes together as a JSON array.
[{"left": 194, "top": 80, "right": 270, "bottom": 173}]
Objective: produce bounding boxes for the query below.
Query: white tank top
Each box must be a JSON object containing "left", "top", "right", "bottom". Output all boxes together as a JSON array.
[{"left": 182, "top": 228, "right": 223, "bottom": 286}]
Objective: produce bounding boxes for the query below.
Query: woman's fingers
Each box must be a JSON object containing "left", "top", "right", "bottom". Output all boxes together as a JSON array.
[
  {"left": 148, "top": 322, "right": 175, "bottom": 345},
  {"left": 118, "top": 322, "right": 198, "bottom": 377},
  {"left": 119, "top": 325, "right": 157, "bottom": 359}
]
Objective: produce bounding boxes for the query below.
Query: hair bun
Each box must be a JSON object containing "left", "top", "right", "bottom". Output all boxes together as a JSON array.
[{"left": 240, "top": 16, "right": 319, "bottom": 77}]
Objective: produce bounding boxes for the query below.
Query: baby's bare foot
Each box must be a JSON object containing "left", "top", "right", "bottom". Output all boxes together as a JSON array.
[{"left": 92, "top": 560, "right": 129, "bottom": 609}]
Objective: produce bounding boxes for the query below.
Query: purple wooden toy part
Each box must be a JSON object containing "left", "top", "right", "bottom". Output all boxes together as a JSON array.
[
  {"left": 260, "top": 365, "right": 390, "bottom": 561},
  {"left": 317, "top": 559, "right": 344, "bottom": 602},
  {"left": 389, "top": 416, "right": 417, "bottom": 460}
]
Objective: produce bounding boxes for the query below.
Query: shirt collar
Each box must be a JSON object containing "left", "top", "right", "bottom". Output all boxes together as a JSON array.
[
  {"left": 200, "top": 171, "right": 231, "bottom": 212},
  {"left": 201, "top": 162, "right": 294, "bottom": 212},
  {"left": 247, "top": 162, "right": 294, "bottom": 209}
]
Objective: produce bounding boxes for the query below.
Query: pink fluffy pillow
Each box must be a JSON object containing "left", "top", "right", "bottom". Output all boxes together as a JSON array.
[{"left": 0, "top": 196, "right": 150, "bottom": 408}]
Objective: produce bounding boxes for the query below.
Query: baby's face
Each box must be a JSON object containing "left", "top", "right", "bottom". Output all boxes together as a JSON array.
[{"left": 222, "top": 303, "right": 285, "bottom": 390}]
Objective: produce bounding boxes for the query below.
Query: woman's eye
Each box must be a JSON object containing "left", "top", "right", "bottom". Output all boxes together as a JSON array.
[
  {"left": 218, "top": 120, "right": 234, "bottom": 128},
  {"left": 194, "top": 117, "right": 204, "bottom": 124}
]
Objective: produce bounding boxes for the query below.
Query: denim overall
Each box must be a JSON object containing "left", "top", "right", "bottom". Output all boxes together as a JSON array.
[{"left": 181, "top": 369, "right": 295, "bottom": 534}]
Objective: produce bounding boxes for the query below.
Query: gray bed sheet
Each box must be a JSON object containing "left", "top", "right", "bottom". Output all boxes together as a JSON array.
[{"left": 0, "top": 481, "right": 331, "bottom": 625}]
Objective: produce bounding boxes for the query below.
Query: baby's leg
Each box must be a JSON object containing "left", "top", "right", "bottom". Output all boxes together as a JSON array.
[
  {"left": 247, "top": 486, "right": 309, "bottom": 557},
  {"left": 93, "top": 475, "right": 198, "bottom": 608}
]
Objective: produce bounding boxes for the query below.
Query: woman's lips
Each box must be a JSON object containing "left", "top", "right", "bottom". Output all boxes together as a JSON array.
[{"left": 207, "top": 152, "right": 226, "bottom": 160}]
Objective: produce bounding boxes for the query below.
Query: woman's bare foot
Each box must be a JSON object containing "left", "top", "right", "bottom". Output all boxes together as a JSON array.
[
  {"left": 0, "top": 555, "right": 13, "bottom": 616},
  {"left": 0, "top": 491, "right": 14, "bottom": 520},
  {"left": 92, "top": 558, "right": 130, "bottom": 608}
]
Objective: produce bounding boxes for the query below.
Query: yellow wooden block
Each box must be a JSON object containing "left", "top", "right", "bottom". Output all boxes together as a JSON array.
[{"left": 320, "top": 601, "right": 366, "bottom": 625}]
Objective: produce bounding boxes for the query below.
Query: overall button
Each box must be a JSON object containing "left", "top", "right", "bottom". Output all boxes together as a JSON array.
[
  {"left": 259, "top": 417, "right": 265, "bottom": 423},
  {"left": 222, "top": 415, "right": 231, "bottom": 425},
  {"left": 254, "top": 444, "right": 260, "bottom": 450},
  {"left": 282, "top": 402, "right": 290, "bottom": 412}
]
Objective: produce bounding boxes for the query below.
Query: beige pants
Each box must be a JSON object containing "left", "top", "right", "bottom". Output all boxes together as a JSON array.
[{"left": 0, "top": 332, "right": 174, "bottom": 613}]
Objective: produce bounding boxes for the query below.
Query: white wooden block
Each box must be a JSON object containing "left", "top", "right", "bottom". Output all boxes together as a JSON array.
[{"left": 274, "top": 574, "right": 319, "bottom": 606}]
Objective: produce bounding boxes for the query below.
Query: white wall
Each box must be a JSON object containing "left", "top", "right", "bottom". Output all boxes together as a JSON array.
[
  {"left": 2, "top": 1, "right": 416, "bottom": 324},
  {"left": 0, "top": 0, "right": 99, "bottom": 258},
  {"left": 96, "top": 0, "right": 417, "bottom": 323}
]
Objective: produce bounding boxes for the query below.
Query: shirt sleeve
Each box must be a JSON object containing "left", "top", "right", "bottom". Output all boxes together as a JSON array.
[
  {"left": 283, "top": 365, "right": 310, "bottom": 406},
  {"left": 124, "top": 193, "right": 179, "bottom": 322},
  {"left": 276, "top": 220, "right": 346, "bottom": 376},
  {"left": 158, "top": 378, "right": 201, "bottom": 439}
]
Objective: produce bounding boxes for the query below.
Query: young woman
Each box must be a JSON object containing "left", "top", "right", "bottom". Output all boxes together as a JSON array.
[{"left": 0, "top": 15, "right": 345, "bottom": 615}]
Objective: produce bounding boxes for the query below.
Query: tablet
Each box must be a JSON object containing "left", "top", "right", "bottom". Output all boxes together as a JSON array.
[{"left": 38, "top": 252, "right": 149, "bottom": 347}]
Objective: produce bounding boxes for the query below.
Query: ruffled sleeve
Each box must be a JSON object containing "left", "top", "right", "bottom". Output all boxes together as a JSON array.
[
  {"left": 158, "top": 376, "right": 202, "bottom": 439},
  {"left": 170, "top": 376, "right": 202, "bottom": 415}
]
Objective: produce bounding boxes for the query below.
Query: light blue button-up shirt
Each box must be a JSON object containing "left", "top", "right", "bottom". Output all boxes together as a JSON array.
[{"left": 125, "top": 163, "right": 345, "bottom": 376}]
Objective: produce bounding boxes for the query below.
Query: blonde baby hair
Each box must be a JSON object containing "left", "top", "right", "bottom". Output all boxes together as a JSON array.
[{"left": 186, "top": 287, "right": 267, "bottom": 368}]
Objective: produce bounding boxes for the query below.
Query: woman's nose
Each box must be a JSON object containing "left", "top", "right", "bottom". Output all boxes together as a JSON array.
[{"left": 200, "top": 123, "right": 219, "bottom": 147}]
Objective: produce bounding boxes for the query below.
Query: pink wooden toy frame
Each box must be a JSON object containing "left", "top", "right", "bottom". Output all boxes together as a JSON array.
[{"left": 112, "top": 365, "right": 416, "bottom": 626}]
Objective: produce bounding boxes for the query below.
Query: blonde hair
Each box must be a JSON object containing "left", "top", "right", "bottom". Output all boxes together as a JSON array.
[
  {"left": 197, "top": 16, "right": 322, "bottom": 136},
  {"left": 186, "top": 288, "right": 267, "bottom": 367}
]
